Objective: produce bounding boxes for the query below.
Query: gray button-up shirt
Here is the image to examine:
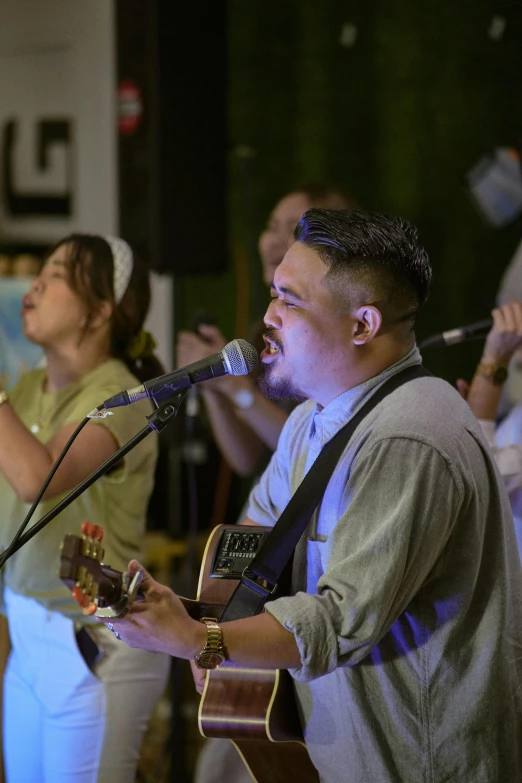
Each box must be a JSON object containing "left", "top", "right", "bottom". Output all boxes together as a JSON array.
[{"left": 247, "top": 348, "right": 522, "bottom": 783}]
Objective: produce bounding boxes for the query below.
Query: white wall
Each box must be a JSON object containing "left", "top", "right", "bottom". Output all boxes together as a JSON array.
[
  {"left": 0, "top": 0, "right": 117, "bottom": 240},
  {"left": 0, "top": 0, "right": 173, "bottom": 370},
  {"left": 147, "top": 272, "right": 173, "bottom": 371}
]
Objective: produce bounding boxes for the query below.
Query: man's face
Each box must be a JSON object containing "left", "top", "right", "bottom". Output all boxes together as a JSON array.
[{"left": 259, "top": 242, "right": 355, "bottom": 407}]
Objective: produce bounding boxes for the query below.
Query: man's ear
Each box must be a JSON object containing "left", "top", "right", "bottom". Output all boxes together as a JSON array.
[{"left": 352, "top": 305, "right": 382, "bottom": 345}]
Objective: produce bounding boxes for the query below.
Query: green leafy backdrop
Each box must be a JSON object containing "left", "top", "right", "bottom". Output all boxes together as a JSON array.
[{"left": 177, "top": 0, "right": 522, "bottom": 384}]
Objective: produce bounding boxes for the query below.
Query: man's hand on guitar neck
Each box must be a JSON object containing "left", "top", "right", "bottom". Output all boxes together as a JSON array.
[
  {"left": 101, "top": 560, "right": 302, "bottom": 670},
  {"left": 97, "top": 560, "right": 207, "bottom": 658}
]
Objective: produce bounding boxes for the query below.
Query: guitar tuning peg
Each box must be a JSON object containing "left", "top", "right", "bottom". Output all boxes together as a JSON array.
[
  {"left": 72, "top": 586, "right": 87, "bottom": 605},
  {"left": 73, "top": 585, "right": 96, "bottom": 614},
  {"left": 92, "top": 525, "right": 104, "bottom": 541},
  {"left": 81, "top": 520, "right": 94, "bottom": 537},
  {"left": 80, "top": 521, "right": 104, "bottom": 541}
]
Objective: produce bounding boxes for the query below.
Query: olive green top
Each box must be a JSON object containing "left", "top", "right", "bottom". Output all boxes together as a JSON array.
[{"left": 0, "top": 359, "right": 158, "bottom": 620}]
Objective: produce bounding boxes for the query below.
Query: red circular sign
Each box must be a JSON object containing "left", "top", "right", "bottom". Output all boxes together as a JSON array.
[{"left": 118, "top": 80, "right": 143, "bottom": 136}]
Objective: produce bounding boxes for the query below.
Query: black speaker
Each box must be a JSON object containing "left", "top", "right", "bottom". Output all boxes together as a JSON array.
[{"left": 116, "top": 0, "right": 227, "bottom": 275}]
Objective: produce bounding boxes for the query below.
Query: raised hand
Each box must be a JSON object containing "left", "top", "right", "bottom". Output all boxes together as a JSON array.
[
  {"left": 176, "top": 325, "right": 227, "bottom": 367},
  {"left": 176, "top": 325, "right": 233, "bottom": 395},
  {"left": 482, "top": 301, "right": 522, "bottom": 364}
]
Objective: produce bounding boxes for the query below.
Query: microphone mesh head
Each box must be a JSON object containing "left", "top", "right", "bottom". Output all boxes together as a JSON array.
[{"left": 222, "top": 339, "right": 258, "bottom": 376}]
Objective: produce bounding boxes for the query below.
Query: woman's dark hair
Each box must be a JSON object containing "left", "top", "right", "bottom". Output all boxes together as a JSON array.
[
  {"left": 45, "top": 234, "right": 164, "bottom": 382},
  {"left": 294, "top": 208, "right": 432, "bottom": 324},
  {"left": 290, "top": 182, "right": 360, "bottom": 211}
]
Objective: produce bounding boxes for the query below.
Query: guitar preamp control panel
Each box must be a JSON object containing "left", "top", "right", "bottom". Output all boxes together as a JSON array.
[{"left": 210, "top": 527, "right": 272, "bottom": 579}]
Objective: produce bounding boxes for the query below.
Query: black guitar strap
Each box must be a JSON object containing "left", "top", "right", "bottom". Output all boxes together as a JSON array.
[{"left": 220, "top": 364, "right": 432, "bottom": 622}]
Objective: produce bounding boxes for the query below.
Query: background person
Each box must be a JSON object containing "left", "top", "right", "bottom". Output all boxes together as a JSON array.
[
  {"left": 456, "top": 299, "right": 522, "bottom": 560},
  {"left": 177, "top": 183, "right": 358, "bottom": 478},
  {"left": 489, "top": 228, "right": 522, "bottom": 413},
  {"left": 0, "top": 234, "right": 170, "bottom": 783}
]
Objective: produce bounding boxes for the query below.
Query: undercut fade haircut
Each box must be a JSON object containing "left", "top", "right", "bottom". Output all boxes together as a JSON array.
[{"left": 294, "top": 209, "right": 432, "bottom": 327}]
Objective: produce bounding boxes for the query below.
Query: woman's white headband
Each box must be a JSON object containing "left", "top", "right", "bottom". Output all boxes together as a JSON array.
[{"left": 104, "top": 235, "right": 134, "bottom": 304}]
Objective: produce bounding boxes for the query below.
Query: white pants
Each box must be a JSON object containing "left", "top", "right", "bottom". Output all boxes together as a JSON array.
[
  {"left": 3, "top": 589, "right": 171, "bottom": 783},
  {"left": 194, "top": 739, "right": 253, "bottom": 783}
]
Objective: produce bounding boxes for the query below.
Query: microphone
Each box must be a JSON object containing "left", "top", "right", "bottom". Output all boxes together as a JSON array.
[
  {"left": 100, "top": 338, "right": 258, "bottom": 409},
  {"left": 419, "top": 318, "right": 493, "bottom": 350}
]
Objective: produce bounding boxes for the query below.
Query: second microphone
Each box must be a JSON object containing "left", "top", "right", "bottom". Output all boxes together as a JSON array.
[{"left": 419, "top": 318, "right": 493, "bottom": 350}]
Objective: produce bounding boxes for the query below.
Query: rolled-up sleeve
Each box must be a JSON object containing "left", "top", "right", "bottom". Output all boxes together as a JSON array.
[{"left": 265, "top": 436, "right": 464, "bottom": 682}]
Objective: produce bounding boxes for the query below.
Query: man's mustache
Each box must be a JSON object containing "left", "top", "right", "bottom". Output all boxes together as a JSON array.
[{"left": 263, "top": 328, "right": 284, "bottom": 353}]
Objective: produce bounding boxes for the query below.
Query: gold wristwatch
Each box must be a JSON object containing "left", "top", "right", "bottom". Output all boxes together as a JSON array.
[
  {"left": 476, "top": 362, "right": 508, "bottom": 386},
  {"left": 194, "top": 618, "right": 227, "bottom": 670}
]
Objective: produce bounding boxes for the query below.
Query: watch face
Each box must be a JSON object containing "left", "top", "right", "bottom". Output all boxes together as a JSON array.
[{"left": 195, "top": 651, "right": 226, "bottom": 670}]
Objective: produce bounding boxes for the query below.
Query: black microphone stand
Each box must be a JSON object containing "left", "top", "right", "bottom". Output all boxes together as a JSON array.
[{"left": 0, "top": 394, "right": 186, "bottom": 563}]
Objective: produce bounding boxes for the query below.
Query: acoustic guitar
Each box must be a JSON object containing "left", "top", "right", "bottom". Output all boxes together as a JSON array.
[{"left": 59, "top": 522, "right": 319, "bottom": 783}]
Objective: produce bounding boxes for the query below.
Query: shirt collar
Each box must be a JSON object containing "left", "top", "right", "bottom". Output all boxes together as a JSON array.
[{"left": 308, "top": 346, "right": 422, "bottom": 446}]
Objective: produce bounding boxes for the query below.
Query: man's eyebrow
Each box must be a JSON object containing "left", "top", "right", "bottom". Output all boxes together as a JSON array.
[{"left": 270, "top": 284, "right": 306, "bottom": 302}]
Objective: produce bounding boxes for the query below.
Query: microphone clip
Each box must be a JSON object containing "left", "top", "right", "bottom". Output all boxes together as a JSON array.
[{"left": 146, "top": 393, "right": 188, "bottom": 433}]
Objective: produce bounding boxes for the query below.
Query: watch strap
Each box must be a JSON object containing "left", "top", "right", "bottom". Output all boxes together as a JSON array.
[
  {"left": 194, "top": 618, "right": 227, "bottom": 669},
  {"left": 200, "top": 618, "right": 224, "bottom": 650},
  {"left": 476, "top": 362, "right": 508, "bottom": 385}
]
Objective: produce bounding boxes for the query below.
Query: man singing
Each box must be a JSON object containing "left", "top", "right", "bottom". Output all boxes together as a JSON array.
[{"left": 103, "top": 209, "right": 522, "bottom": 783}]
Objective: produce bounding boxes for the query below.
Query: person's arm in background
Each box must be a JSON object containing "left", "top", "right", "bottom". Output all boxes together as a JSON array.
[
  {"left": 461, "top": 302, "right": 522, "bottom": 420},
  {"left": 0, "top": 387, "right": 119, "bottom": 502},
  {"left": 457, "top": 302, "right": 522, "bottom": 493},
  {"left": 177, "top": 325, "right": 288, "bottom": 476}
]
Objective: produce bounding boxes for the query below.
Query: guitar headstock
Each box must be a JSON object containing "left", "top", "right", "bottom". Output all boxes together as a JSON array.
[{"left": 59, "top": 521, "right": 142, "bottom": 617}]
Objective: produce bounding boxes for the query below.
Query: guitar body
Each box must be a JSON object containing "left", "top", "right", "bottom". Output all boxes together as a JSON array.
[
  {"left": 60, "top": 523, "right": 319, "bottom": 783},
  {"left": 195, "top": 525, "right": 319, "bottom": 783}
]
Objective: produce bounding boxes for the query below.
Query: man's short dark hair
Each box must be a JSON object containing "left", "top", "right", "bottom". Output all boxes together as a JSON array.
[{"left": 294, "top": 209, "right": 432, "bottom": 325}]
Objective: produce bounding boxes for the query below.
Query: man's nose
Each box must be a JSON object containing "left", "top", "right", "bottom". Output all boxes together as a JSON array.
[{"left": 263, "top": 298, "right": 283, "bottom": 328}]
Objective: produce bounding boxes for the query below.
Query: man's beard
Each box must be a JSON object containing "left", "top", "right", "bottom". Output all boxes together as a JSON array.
[{"left": 257, "top": 362, "right": 307, "bottom": 403}]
